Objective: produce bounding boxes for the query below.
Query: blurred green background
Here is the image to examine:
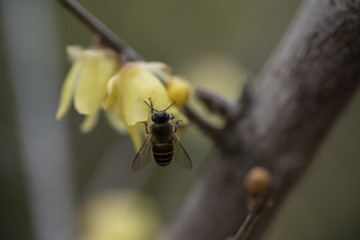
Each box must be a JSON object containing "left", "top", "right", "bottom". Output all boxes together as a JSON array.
[{"left": 1, "top": 0, "right": 360, "bottom": 240}]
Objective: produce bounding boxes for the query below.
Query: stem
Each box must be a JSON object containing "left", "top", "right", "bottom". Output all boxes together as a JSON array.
[
  {"left": 183, "top": 105, "right": 221, "bottom": 140},
  {"left": 232, "top": 213, "right": 258, "bottom": 240},
  {"left": 57, "top": 0, "right": 141, "bottom": 61},
  {"left": 196, "top": 89, "right": 233, "bottom": 117},
  {"left": 232, "top": 196, "right": 269, "bottom": 240}
]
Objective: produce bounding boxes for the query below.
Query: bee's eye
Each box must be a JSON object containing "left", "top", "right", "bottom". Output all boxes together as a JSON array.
[{"left": 151, "top": 115, "right": 156, "bottom": 122}]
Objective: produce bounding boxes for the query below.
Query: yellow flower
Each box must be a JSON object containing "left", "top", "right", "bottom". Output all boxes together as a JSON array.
[
  {"left": 142, "top": 61, "right": 172, "bottom": 80},
  {"left": 56, "top": 45, "right": 192, "bottom": 150},
  {"left": 104, "top": 62, "right": 188, "bottom": 151},
  {"left": 56, "top": 46, "right": 118, "bottom": 132},
  {"left": 80, "top": 190, "right": 162, "bottom": 240}
]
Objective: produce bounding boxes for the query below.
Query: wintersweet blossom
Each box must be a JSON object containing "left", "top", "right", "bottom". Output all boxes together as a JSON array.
[
  {"left": 56, "top": 46, "right": 118, "bottom": 132},
  {"left": 56, "top": 45, "right": 192, "bottom": 150},
  {"left": 104, "top": 62, "right": 188, "bottom": 150}
]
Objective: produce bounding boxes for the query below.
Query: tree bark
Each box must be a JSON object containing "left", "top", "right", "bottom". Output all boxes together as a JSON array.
[{"left": 161, "top": 0, "right": 360, "bottom": 239}]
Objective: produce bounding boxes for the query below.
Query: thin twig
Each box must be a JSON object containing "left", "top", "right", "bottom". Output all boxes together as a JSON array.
[
  {"left": 196, "top": 89, "right": 234, "bottom": 118},
  {"left": 57, "top": 0, "right": 142, "bottom": 61},
  {"left": 183, "top": 105, "right": 222, "bottom": 140},
  {"left": 231, "top": 196, "right": 269, "bottom": 240},
  {"left": 195, "top": 82, "right": 253, "bottom": 126},
  {"left": 232, "top": 213, "right": 259, "bottom": 240}
]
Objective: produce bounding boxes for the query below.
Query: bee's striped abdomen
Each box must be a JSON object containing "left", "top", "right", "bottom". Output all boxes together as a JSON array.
[{"left": 152, "top": 139, "right": 174, "bottom": 166}]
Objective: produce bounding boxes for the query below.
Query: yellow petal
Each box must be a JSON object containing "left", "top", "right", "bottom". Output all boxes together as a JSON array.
[
  {"left": 80, "top": 111, "right": 100, "bottom": 133},
  {"left": 127, "top": 123, "right": 146, "bottom": 152},
  {"left": 55, "top": 59, "right": 83, "bottom": 120},
  {"left": 103, "top": 74, "right": 120, "bottom": 109},
  {"left": 104, "top": 109, "right": 126, "bottom": 134},
  {"left": 75, "top": 50, "right": 118, "bottom": 115},
  {"left": 144, "top": 61, "right": 172, "bottom": 74},
  {"left": 66, "top": 45, "right": 84, "bottom": 62},
  {"left": 142, "top": 61, "right": 172, "bottom": 81},
  {"left": 120, "top": 64, "right": 174, "bottom": 126}
]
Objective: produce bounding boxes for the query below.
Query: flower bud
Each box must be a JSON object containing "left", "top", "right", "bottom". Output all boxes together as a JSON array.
[
  {"left": 166, "top": 76, "right": 192, "bottom": 107},
  {"left": 244, "top": 167, "right": 272, "bottom": 196}
]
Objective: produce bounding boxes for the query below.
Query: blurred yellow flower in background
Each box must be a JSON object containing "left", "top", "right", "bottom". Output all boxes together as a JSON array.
[
  {"left": 55, "top": 45, "right": 118, "bottom": 132},
  {"left": 80, "top": 190, "right": 162, "bottom": 240},
  {"left": 182, "top": 55, "right": 247, "bottom": 129}
]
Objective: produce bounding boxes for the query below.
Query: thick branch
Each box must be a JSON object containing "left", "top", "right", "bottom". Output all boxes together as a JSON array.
[
  {"left": 161, "top": 0, "right": 360, "bottom": 239},
  {"left": 57, "top": 0, "right": 360, "bottom": 239}
]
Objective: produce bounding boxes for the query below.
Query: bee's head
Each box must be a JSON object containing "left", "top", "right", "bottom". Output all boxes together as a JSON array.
[
  {"left": 144, "top": 99, "right": 176, "bottom": 123},
  {"left": 151, "top": 111, "right": 170, "bottom": 123}
]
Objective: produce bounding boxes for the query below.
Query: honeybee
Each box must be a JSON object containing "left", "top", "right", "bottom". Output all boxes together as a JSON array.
[{"left": 132, "top": 98, "right": 192, "bottom": 171}]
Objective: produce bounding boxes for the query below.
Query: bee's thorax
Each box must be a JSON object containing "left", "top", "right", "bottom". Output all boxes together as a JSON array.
[{"left": 150, "top": 122, "right": 172, "bottom": 139}]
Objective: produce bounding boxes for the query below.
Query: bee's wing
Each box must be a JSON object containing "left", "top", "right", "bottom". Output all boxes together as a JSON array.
[
  {"left": 132, "top": 135, "right": 153, "bottom": 171},
  {"left": 171, "top": 134, "right": 193, "bottom": 170}
]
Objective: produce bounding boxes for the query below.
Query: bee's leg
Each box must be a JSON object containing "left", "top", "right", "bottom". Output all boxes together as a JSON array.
[
  {"left": 174, "top": 120, "right": 182, "bottom": 133},
  {"left": 149, "top": 98, "right": 154, "bottom": 113},
  {"left": 145, "top": 122, "right": 149, "bottom": 134},
  {"left": 170, "top": 113, "right": 175, "bottom": 120}
]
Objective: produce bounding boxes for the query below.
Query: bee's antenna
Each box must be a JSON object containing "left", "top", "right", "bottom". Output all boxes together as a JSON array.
[
  {"left": 143, "top": 100, "right": 158, "bottom": 112},
  {"left": 164, "top": 101, "right": 176, "bottom": 111}
]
